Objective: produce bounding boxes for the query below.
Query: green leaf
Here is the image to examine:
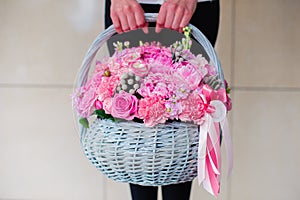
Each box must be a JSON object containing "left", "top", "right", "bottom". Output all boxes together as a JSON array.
[
  {"left": 94, "top": 109, "right": 115, "bottom": 121},
  {"left": 79, "top": 118, "right": 89, "bottom": 128},
  {"left": 226, "top": 86, "right": 231, "bottom": 94},
  {"left": 134, "top": 92, "right": 143, "bottom": 100}
]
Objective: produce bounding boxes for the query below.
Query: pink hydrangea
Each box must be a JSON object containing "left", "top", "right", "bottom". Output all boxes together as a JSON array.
[{"left": 165, "top": 100, "right": 182, "bottom": 120}]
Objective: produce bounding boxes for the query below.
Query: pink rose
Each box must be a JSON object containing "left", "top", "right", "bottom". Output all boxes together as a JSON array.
[
  {"left": 121, "top": 49, "right": 141, "bottom": 65},
  {"left": 73, "top": 86, "right": 97, "bottom": 118},
  {"left": 95, "top": 99, "right": 103, "bottom": 110},
  {"left": 225, "top": 96, "right": 232, "bottom": 111},
  {"left": 130, "top": 59, "right": 149, "bottom": 77},
  {"left": 111, "top": 91, "right": 138, "bottom": 120}
]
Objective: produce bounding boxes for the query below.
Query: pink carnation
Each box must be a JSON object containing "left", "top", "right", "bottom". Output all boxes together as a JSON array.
[
  {"left": 179, "top": 92, "right": 206, "bottom": 125},
  {"left": 103, "top": 97, "right": 113, "bottom": 114},
  {"left": 138, "top": 97, "right": 169, "bottom": 127},
  {"left": 97, "top": 76, "right": 120, "bottom": 101},
  {"left": 111, "top": 91, "right": 138, "bottom": 120}
]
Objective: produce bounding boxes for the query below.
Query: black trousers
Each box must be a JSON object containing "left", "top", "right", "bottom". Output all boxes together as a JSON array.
[
  {"left": 104, "top": 1, "right": 220, "bottom": 200},
  {"left": 130, "top": 182, "right": 192, "bottom": 200}
]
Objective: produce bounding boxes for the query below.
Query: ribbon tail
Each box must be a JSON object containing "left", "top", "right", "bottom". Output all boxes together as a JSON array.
[
  {"left": 197, "top": 115, "right": 210, "bottom": 185},
  {"left": 208, "top": 121, "right": 222, "bottom": 169},
  {"left": 203, "top": 142, "right": 220, "bottom": 197},
  {"left": 207, "top": 145, "right": 220, "bottom": 175}
]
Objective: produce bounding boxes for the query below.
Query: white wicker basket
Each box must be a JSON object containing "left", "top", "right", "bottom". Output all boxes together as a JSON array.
[
  {"left": 84, "top": 119, "right": 199, "bottom": 185},
  {"left": 75, "top": 13, "right": 224, "bottom": 186}
]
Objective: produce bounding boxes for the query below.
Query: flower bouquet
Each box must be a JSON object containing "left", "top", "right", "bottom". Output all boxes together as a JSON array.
[{"left": 73, "top": 22, "right": 232, "bottom": 197}]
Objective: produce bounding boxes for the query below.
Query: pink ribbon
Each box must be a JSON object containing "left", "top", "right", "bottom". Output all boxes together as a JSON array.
[
  {"left": 202, "top": 84, "right": 227, "bottom": 103},
  {"left": 197, "top": 113, "right": 233, "bottom": 197}
]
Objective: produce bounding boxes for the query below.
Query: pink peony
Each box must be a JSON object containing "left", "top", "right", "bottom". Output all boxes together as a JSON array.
[
  {"left": 111, "top": 91, "right": 138, "bottom": 120},
  {"left": 138, "top": 73, "right": 173, "bottom": 99},
  {"left": 173, "top": 63, "right": 202, "bottom": 90},
  {"left": 94, "top": 60, "right": 109, "bottom": 76},
  {"left": 189, "top": 54, "right": 208, "bottom": 68},
  {"left": 143, "top": 46, "right": 173, "bottom": 67},
  {"left": 205, "top": 64, "right": 218, "bottom": 76}
]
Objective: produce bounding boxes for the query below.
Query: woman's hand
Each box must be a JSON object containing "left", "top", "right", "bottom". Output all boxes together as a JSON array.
[
  {"left": 110, "top": 0, "right": 147, "bottom": 33},
  {"left": 156, "top": 0, "right": 197, "bottom": 33}
]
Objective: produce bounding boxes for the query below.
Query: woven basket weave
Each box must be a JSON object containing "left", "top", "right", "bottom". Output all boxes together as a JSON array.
[
  {"left": 84, "top": 119, "right": 199, "bottom": 185},
  {"left": 76, "top": 13, "right": 224, "bottom": 186}
]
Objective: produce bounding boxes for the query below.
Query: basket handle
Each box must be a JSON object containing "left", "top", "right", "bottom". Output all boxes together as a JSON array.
[{"left": 75, "top": 13, "right": 224, "bottom": 141}]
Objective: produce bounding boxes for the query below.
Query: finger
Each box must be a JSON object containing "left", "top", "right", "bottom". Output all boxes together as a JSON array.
[
  {"left": 134, "top": 8, "right": 148, "bottom": 33},
  {"left": 164, "top": 4, "right": 176, "bottom": 29},
  {"left": 142, "top": 22, "right": 149, "bottom": 34},
  {"left": 111, "top": 13, "right": 123, "bottom": 33},
  {"left": 134, "top": 6, "right": 146, "bottom": 28},
  {"left": 156, "top": 5, "right": 167, "bottom": 33},
  {"left": 127, "top": 12, "right": 137, "bottom": 30},
  {"left": 179, "top": 10, "right": 192, "bottom": 29},
  {"left": 172, "top": 7, "right": 184, "bottom": 31},
  {"left": 155, "top": 24, "right": 163, "bottom": 33},
  {"left": 119, "top": 13, "right": 130, "bottom": 32}
]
